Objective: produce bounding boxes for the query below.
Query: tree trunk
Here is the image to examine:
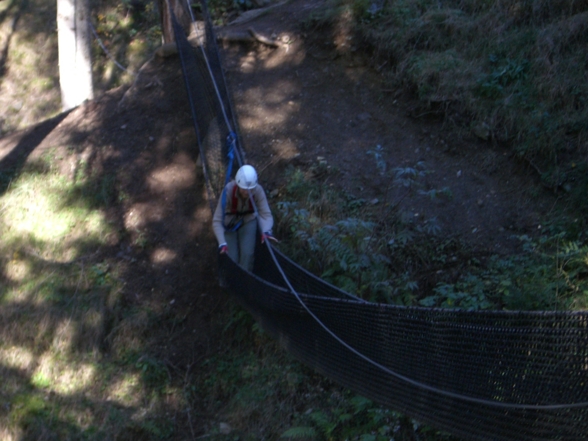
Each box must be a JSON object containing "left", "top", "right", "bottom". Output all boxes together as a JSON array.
[
  {"left": 157, "top": 0, "right": 192, "bottom": 44},
  {"left": 57, "top": 0, "right": 94, "bottom": 111}
]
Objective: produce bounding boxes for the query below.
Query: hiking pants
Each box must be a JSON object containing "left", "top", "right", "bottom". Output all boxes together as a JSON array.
[{"left": 225, "top": 218, "right": 257, "bottom": 272}]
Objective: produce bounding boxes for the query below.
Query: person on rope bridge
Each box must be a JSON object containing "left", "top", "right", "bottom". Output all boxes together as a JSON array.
[{"left": 212, "top": 164, "right": 278, "bottom": 272}]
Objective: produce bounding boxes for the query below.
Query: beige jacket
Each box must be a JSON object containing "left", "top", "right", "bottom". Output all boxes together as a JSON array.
[{"left": 212, "top": 180, "right": 274, "bottom": 245}]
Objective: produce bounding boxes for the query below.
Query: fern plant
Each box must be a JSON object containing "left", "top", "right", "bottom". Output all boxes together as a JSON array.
[
  {"left": 281, "top": 425, "right": 318, "bottom": 439},
  {"left": 281, "top": 393, "right": 396, "bottom": 441},
  {"left": 276, "top": 164, "right": 453, "bottom": 304}
]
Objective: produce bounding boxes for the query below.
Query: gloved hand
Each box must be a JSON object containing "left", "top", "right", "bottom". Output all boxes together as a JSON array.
[
  {"left": 261, "top": 232, "right": 278, "bottom": 244},
  {"left": 219, "top": 243, "right": 228, "bottom": 254}
]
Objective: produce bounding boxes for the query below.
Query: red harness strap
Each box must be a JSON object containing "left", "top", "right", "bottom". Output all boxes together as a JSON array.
[{"left": 229, "top": 184, "right": 253, "bottom": 215}]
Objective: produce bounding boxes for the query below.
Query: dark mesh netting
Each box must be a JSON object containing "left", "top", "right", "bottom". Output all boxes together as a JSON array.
[
  {"left": 171, "top": 2, "right": 244, "bottom": 207},
  {"left": 229, "top": 246, "right": 588, "bottom": 441},
  {"left": 170, "top": 2, "right": 588, "bottom": 440}
]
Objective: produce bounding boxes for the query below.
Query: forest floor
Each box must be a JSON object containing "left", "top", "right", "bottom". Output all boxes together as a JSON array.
[{"left": 0, "top": 0, "right": 563, "bottom": 437}]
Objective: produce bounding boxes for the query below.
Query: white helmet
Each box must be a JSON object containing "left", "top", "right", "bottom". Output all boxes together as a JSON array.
[{"left": 235, "top": 165, "right": 258, "bottom": 190}]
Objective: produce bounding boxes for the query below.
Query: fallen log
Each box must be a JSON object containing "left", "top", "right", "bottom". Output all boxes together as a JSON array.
[{"left": 155, "top": 27, "right": 279, "bottom": 58}]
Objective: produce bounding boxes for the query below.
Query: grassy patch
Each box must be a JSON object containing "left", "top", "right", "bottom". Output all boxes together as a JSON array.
[
  {"left": 0, "top": 0, "right": 60, "bottom": 134},
  {"left": 0, "top": 0, "right": 161, "bottom": 135},
  {"left": 192, "top": 306, "right": 462, "bottom": 440},
  {"left": 0, "top": 154, "right": 182, "bottom": 440},
  {"left": 0, "top": 151, "right": 115, "bottom": 255}
]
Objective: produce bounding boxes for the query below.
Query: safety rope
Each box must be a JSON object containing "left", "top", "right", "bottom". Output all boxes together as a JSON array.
[
  {"left": 186, "top": 0, "right": 243, "bottom": 168},
  {"left": 173, "top": 0, "right": 588, "bottom": 411},
  {"left": 89, "top": 21, "right": 135, "bottom": 75}
]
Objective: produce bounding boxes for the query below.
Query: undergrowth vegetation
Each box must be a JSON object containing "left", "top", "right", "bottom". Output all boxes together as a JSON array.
[
  {"left": 0, "top": 0, "right": 161, "bottom": 135},
  {"left": 275, "top": 158, "right": 588, "bottom": 311},
  {"left": 305, "top": 0, "right": 588, "bottom": 214},
  {"left": 91, "top": 0, "right": 162, "bottom": 90},
  {"left": 0, "top": 155, "right": 175, "bottom": 440}
]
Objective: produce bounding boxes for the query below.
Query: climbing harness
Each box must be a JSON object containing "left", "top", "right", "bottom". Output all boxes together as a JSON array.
[{"left": 220, "top": 132, "right": 254, "bottom": 232}]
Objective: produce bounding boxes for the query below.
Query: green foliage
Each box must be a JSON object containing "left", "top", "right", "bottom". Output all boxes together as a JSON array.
[
  {"left": 279, "top": 142, "right": 588, "bottom": 311},
  {"left": 565, "top": 163, "right": 588, "bottom": 217},
  {"left": 312, "top": 218, "right": 390, "bottom": 296},
  {"left": 206, "top": 0, "right": 247, "bottom": 25},
  {"left": 234, "top": 0, "right": 255, "bottom": 12},
  {"left": 135, "top": 355, "right": 169, "bottom": 392},
  {"left": 420, "top": 233, "right": 588, "bottom": 311},
  {"left": 276, "top": 164, "right": 453, "bottom": 304},
  {"left": 89, "top": 262, "right": 111, "bottom": 286},
  {"left": 366, "top": 144, "right": 386, "bottom": 175},
  {"left": 92, "top": 0, "right": 161, "bottom": 90},
  {"left": 421, "top": 189, "right": 453, "bottom": 206},
  {"left": 283, "top": 167, "right": 317, "bottom": 200},
  {"left": 191, "top": 349, "right": 331, "bottom": 439},
  {"left": 392, "top": 162, "right": 429, "bottom": 188},
  {"left": 283, "top": 393, "right": 396, "bottom": 441},
  {"left": 282, "top": 392, "right": 462, "bottom": 441},
  {"left": 347, "top": 0, "right": 388, "bottom": 21},
  {"left": 222, "top": 302, "right": 261, "bottom": 343},
  {"left": 475, "top": 56, "right": 530, "bottom": 99},
  {"left": 281, "top": 426, "right": 317, "bottom": 439},
  {"left": 420, "top": 278, "right": 494, "bottom": 310},
  {"left": 278, "top": 145, "right": 458, "bottom": 305}
]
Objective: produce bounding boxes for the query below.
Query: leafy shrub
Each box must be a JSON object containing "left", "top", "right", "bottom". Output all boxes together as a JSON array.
[
  {"left": 282, "top": 393, "right": 396, "bottom": 441},
  {"left": 277, "top": 148, "right": 588, "bottom": 310},
  {"left": 276, "top": 163, "right": 454, "bottom": 304},
  {"left": 282, "top": 392, "right": 460, "bottom": 441}
]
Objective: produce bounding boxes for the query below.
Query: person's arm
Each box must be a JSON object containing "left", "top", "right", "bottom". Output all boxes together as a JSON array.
[
  {"left": 254, "top": 185, "right": 274, "bottom": 237},
  {"left": 212, "top": 186, "right": 228, "bottom": 248}
]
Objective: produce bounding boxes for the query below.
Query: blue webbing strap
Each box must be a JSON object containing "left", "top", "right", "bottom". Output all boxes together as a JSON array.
[
  {"left": 221, "top": 132, "right": 241, "bottom": 232},
  {"left": 225, "top": 131, "right": 237, "bottom": 185}
]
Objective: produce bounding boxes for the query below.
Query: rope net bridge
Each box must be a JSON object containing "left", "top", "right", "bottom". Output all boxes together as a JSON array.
[{"left": 169, "top": 2, "right": 588, "bottom": 440}]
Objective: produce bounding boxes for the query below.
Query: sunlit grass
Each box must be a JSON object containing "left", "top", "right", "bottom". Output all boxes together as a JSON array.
[
  {"left": 0, "top": 160, "right": 141, "bottom": 437},
  {"left": 0, "top": 21, "right": 60, "bottom": 130},
  {"left": 3, "top": 257, "right": 31, "bottom": 282},
  {"left": 1, "top": 166, "right": 108, "bottom": 260},
  {"left": 3, "top": 272, "right": 67, "bottom": 303},
  {"left": 33, "top": 352, "right": 96, "bottom": 394},
  {"left": 0, "top": 346, "right": 35, "bottom": 371},
  {"left": 106, "top": 373, "right": 143, "bottom": 406}
]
